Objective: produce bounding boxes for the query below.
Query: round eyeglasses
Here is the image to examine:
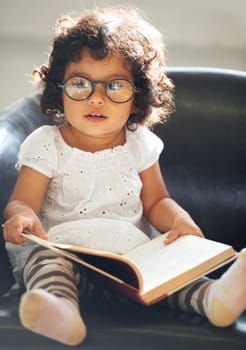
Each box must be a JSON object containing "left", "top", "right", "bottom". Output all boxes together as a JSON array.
[{"left": 57, "top": 75, "right": 141, "bottom": 104}]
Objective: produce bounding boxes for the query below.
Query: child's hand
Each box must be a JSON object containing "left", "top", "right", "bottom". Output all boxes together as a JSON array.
[
  {"left": 2, "top": 215, "right": 48, "bottom": 244},
  {"left": 164, "top": 212, "right": 204, "bottom": 245}
]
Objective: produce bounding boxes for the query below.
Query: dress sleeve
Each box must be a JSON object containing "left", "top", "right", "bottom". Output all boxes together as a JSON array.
[
  {"left": 127, "top": 125, "right": 164, "bottom": 173},
  {"left": 16, "top": 125, "right": 58, "bottom": 178}
]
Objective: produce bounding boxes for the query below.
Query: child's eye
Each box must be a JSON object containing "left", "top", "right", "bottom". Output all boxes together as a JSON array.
[
  {"left": 107, "top": 80, "right": 122, "bottom": 91},
  {"left": 72, "top": 78, "right": 88, "bottom": 89}
]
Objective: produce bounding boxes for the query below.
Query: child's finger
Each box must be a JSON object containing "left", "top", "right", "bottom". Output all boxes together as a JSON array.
[
  {"left": 163, "top": 230, "right": 180, "bottom": 244},
  {"left": 33, "top": 221, "right": 48, "bottom": 240}
]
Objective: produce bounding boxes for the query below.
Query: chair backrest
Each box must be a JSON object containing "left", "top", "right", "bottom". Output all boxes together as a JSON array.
[
  {"left": 0, "top": 67, "right": 246, "bottom": 295},
  {"left": 155, "top": 67, "right": 246, "bottom": 250}
]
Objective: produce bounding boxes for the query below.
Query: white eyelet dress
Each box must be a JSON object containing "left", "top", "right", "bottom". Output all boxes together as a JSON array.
[{"left": 6, "top": 124, "right": 164, "bottom": 277}]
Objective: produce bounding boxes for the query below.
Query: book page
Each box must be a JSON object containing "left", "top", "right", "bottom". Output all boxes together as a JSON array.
[{"left": 124, "top": 233, "right": 236, "bottom": 295}]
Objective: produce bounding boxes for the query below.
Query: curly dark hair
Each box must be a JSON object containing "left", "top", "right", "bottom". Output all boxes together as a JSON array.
[{"left": 33, "top": 6, "right": 174, "bottom": 128}]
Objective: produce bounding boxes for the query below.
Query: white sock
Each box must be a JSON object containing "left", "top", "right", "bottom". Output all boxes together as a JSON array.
[
  {"left": 204, "top": 248, "right": 246, "bottom": 327},
  {"left": 19, "top": 289, "right": 87, "bottom": 345}
]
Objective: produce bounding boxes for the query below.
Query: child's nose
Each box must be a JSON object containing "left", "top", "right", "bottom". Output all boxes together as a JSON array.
[{"left": 88, "top": 84, "right": 105, "bottom": 104}]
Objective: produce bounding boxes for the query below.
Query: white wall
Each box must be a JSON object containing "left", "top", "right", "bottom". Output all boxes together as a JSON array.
[{"left": 0, "top": 0, "right": 245, "bottom": 109}]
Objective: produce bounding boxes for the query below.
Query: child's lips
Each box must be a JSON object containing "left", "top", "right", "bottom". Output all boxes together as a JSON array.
[{"left": 84, "top": 113, "right": 107, "bottom": 122}]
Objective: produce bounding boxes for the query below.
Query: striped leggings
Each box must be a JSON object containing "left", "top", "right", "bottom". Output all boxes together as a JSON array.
[{"left": 23, "top": 246, "right": 213, "bottom": 315}]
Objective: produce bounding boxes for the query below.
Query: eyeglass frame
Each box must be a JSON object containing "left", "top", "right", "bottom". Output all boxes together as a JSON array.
[{"left": 57, "top": 75, "right": 142, "bottom": 104}]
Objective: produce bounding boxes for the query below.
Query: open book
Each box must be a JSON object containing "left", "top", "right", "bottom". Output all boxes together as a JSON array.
[{"left": 21, "top": 232, "right": 237, "bottom": 305}]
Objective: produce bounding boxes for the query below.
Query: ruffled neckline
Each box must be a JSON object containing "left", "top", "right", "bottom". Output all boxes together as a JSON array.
[{"left": 53, "top": 126, "right": 130, "bottom": 158}]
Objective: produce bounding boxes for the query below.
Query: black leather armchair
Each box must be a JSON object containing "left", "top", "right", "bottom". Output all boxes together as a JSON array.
[{"left": 0, "top": 67, "right": 246, "bottom": 349}]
